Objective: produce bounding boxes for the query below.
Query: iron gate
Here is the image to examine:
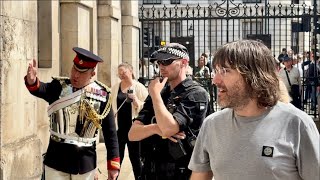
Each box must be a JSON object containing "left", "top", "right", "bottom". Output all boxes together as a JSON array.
[{"left": 139, "top": 0, "right": 320, "bottom": 116}]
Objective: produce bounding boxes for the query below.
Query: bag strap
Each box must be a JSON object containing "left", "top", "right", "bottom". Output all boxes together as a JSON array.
[
  {"left": 114, "top": 98, "right": 128, "bottom": 117},
  {"left": 114, "top": 86, "right": 133, "bottom": 117},
  {"left": 284, "top": 68, "right": 292, "bottom": 86}
]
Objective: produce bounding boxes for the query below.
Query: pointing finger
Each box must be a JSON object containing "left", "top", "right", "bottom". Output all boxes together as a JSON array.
[{"left": 32, "top": 59, "right": 37, "bottom": 68}]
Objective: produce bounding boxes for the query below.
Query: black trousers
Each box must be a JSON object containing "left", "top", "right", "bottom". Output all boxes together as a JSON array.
[
  {"left": 140, "top": 161, "right": 191, "bottom": 180},
  {"left": 117, "top": 131, "right": 142, "bottom": 180}
]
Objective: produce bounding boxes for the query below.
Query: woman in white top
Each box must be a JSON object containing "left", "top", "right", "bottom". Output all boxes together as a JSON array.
[{"left": 111, "top": 62, "right": 148, "bottom": 179}]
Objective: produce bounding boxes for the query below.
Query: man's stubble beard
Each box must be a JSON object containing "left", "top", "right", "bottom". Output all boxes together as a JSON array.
[{"left": 218, "top": 79, "right": 252, "bottom": 110}]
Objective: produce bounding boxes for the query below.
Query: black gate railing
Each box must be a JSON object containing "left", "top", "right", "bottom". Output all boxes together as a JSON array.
[{"left": 139, "top": 0, "right": 320, "bottom": 117}]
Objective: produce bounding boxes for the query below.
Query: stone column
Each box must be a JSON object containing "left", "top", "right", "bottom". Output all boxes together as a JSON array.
[
  {"left": 0, "top": 1, "right": 42, "bottom": 179},
  {"left": 60, "top": 0, "right": 97, "bottom": 77},
  {"left": 97, "top": 0, "right": 122, "bottom": 87},
  {"left": 121, "top": 0, "right": 140, "bottom": 79}
]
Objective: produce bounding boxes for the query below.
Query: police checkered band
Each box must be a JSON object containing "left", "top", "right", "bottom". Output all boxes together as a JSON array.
[
  {"left": 149, "top": 43, "right": 190, "bottom": 62},
  {"left": 157, "top": 47, "right": 189, "bottom": 60}
]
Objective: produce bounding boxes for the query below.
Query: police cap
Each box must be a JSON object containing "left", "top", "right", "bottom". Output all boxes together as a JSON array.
[{"left": 150, "top": 43, "right": 189, "bottom": 63}]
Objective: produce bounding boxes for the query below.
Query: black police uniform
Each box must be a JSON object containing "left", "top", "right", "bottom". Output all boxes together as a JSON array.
[{"left": 135, "top": 77, "right": 209, "bottom": 180}]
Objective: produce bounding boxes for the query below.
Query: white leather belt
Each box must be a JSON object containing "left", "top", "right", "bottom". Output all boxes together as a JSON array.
[{"left": 50, "top": 130, "right": 97, "bottom": 147}]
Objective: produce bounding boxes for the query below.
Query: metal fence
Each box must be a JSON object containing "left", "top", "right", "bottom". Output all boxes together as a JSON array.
[{"left": 139, "top": 0, "right": 320, "bottom": 116}]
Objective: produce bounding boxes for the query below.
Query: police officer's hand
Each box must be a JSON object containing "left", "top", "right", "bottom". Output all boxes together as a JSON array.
[
  {"left": 168, "top": 131, "right": 186, "bottom": 143},
  {"left": 107, "top": 169, "right": 119, "bottom": 180},
  {"left": 26, "top": 59, "right": 37, "bottom": 85},
  {"left": 148, "top": 76, "right": 168, "bottom": 97}
]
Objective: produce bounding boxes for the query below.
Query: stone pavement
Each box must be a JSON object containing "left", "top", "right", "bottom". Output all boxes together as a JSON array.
[{"left": 96, "top": 143, "right": 135, "bottom": 180}]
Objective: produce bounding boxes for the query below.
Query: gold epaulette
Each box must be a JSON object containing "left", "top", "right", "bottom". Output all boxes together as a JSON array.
[
  {"left": 52, "top": 76, "right": 69, "bottom": 81},
  {"left": 94, "top": 80, "right": 111, "bottom": 93},
  {"left": 52, "top": 76, "right": 69, "bottom": 85}
]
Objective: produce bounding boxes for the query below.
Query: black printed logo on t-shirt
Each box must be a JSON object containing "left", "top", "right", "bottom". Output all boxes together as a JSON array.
[{"left": 262, "top": 146, "right": 274, "bottom": 157}]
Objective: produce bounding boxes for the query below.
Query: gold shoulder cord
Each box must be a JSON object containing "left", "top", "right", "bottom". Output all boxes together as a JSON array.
[
  {"left": 79, "top": 80, "right": 112, "bottom": 129},
  {"left": 95, "top": 80, "right": 111, "bottom": 93},
  {"left": 95, "top": 80, "right": 112, "bottom": 119},
  {"left": 52, "top": 76, "right": 69, "bottom": 81}
]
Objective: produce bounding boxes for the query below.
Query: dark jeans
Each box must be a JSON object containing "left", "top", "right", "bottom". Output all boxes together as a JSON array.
[
  {"left": 304, "top": 84, "right": 312, "bottom": 102},
  {"left": 117, "top": 131, "right": 142, "bottom": 180},
  {"left": 304, "top": 83, "right": 317, "bottom": 110},
  {"left": 311, "top": 83, "right": 317, "bottom": 110}
]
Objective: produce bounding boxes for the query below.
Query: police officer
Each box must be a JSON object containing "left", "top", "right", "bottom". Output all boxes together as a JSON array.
[
  {"left": 128, "top": 43, "right": 209, "bottom": 180},
  {"left": 25, "top": 47, "right": 120, "bottom": 180}
]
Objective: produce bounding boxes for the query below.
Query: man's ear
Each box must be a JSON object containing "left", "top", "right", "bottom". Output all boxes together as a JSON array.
[
  {"left": 182, "top": 59, "right": 188, "bottom": 67},
  {"left": 91, "top": 70, "right": 96, "bottom": 77}
]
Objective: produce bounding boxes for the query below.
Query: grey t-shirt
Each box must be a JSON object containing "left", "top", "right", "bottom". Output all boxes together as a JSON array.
[{"left": 188, "top": 102, "right": 319, "bottom": 180}]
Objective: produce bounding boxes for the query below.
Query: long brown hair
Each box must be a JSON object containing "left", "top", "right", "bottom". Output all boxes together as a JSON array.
[{"left": 212, "top": 40, "right": 280, "bottom": 107}]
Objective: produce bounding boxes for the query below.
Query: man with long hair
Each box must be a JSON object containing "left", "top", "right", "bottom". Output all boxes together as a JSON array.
[{"left": 188, "top": 40, "right": 319, "bottom": 180}]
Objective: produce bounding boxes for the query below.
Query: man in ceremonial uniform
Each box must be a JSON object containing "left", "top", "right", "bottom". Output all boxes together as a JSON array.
[{"left": 24, "top": 47, "right": 120, "bottom": 180}]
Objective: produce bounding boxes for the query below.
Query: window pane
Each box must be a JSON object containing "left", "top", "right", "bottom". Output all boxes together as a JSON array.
[
  {"left": 143, "top": 22, "right": 161, "bottom": 46},
  {"left": 243, "top": 0, "right": 262, "bottom": 3},
  {"left": 292, "top": 0, "right": 299, "bottom": 4},
  {"left": 170, "top": 21, "right": 181, "bottom": 37},
  {"left": 242, "top": 21, "right": 262, "bottom": 38},
  {"left": 143, "top": 0, "right": 162, "bottom": 4},
  {"left": 171, "top": 0, "right": 181, "bottom": 4}
]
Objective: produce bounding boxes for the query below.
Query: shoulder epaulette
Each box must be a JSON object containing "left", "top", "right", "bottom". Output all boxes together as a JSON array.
[
  {"left": 52, "top": 76, "right": 69, "bottom": 80},
  {"left": 95, "top": 80, "right": 111, "bottom": 93},
  {"left": 52, "top": 76, "right": 70, "bottom": 86}
]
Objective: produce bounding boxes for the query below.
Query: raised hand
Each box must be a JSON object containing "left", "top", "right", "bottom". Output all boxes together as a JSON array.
[
  {"left": 26, "top": 59, "right": 37, "bottom": 85},
  {"left": 148, "top": 76, "right": 168, "bottom": 97}
]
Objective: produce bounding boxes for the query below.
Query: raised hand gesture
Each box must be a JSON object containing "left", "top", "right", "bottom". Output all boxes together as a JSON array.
[
  {"left": 148, "top": 76, "right": 168, "bottom": 98},
  {"left": 26, "top": 59, "right": 37, "bottom": 85}
]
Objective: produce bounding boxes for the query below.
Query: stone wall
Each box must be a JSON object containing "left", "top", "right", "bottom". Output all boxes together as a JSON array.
[
  {"left": 0, "top": 0, "right": 139, "bottom": 179},
  {"left": 0, "top": 1, "right": 43, "bottom": 179}
]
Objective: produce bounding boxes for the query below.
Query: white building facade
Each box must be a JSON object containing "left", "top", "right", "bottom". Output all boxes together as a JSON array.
[{"left": 138, "top": 0, "right": 319, "bottom": 68}]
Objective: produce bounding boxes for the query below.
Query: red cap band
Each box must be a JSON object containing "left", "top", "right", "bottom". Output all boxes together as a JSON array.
[{"left": 73, "top": 55, "right": 98, "bottom": 69}]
